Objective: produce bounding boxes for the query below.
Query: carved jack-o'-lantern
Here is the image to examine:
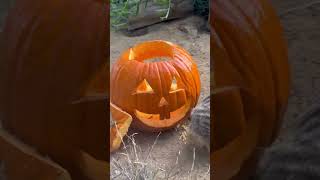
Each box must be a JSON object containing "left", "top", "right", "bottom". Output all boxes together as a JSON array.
[{"left": 111, "top": 40, "right": 201, "bottom": 131}]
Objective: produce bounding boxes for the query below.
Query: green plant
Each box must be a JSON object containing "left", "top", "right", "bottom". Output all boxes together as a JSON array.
[
  {"left": 110, "top": 0, "right": 140, "bottom": 29},
  {"left": 193, "top": 0, "right": 209, "bottom": 18},
  {"left": 110, "top": 0, "right": 170, "bottom": 30}
]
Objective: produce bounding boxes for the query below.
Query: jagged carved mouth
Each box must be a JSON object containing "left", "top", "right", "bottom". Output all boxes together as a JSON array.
[{"left": 134, "top": 100, "right": 191, "bottom": 128}]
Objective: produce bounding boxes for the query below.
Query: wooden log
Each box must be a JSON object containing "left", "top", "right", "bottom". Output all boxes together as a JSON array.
[{"left": 127, "top": 0, "right": 194, "bottom": 30}]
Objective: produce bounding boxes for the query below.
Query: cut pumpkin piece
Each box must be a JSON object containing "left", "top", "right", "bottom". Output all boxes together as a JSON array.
[{"left": 110, "top": 102, "right": 133, "bottom": 152}]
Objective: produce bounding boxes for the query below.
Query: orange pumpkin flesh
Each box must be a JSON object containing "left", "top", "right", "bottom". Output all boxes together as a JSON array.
[
  {"left": 111, "top": 40, "right": 201, "bottom": 131},
  {"left": 110, "top": 102, "right": 132, "bottom": 152},
  {"left": 212, "top": 0, "right": 290, "bottom": 179}
]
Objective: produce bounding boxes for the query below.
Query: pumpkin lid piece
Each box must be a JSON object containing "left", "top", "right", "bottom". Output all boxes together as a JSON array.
[
  {"left": 110, "top": 102, "right": 133, "bottom": 152},
  {"left": 110, "top": 40, "right": 201, "bottom": 132}
]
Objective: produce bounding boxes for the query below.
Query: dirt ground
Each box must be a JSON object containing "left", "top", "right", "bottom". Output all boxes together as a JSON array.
[{"left": 110, "top": 16, "right": 210, "bottom": 179}]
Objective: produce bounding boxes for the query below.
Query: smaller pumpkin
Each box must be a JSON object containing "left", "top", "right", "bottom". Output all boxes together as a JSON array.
[
  {"left": 110, "top": 102, "right": 132, "bottom": 152},
  {"left": 110, "top": 40, "right": 201, "bottom": 131}
]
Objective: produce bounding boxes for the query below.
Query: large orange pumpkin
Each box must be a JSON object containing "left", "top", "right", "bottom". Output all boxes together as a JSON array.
[
  {"left": 212, "top": 0, "right": 290, "bottom": 179},
  {"left": 110, "top": 40, "right": 201, "bottom": 131},
  {"left": 1, "top": 0, "right": 109, "bottom": 179}
]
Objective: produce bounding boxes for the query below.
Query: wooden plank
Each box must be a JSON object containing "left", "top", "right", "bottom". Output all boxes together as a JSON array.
[{"left": 127, "top": 0, "right": 194, "bottom": 30}]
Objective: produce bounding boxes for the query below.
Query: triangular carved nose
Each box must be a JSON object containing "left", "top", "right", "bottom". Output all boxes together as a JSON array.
[{"left": 158, "top": 97, "right": 169, "bottom": 107}]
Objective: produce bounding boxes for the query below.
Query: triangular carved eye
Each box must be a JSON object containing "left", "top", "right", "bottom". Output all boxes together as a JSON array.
[
  {"left": 170, "top": 77, "right": 178, "bottom": 91},
  {"left": 129, "top": 48, "right": 135, "bottom": 61},
  {"left": 136, "top": 79, "right": 154, "bottom": 94}
]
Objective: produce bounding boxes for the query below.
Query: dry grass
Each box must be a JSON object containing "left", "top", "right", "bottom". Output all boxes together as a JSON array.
[
  {"left": 110, "top": 125, "right": 210, "bottom": 180},
  {"left": 111, "top": 132, "right": 184, "bottom": 179}
]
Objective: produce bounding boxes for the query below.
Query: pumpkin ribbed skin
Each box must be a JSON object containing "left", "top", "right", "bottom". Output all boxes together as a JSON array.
[
  {"left": 212, "top": 0, "right": 290, "bottom": 179},
  {"left": 111, "top": 40, "right": 201, "bottom": 132},
  {"left": 1, "top": 0, "right": 108, "bottom": 179}
]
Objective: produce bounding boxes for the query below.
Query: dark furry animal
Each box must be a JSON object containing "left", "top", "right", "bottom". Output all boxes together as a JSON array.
[
  {"left": 188, "top": 95, "right": 210, "bottom": 150},
  {"left": 257, "top": 102, "right": 320, "bottom": 180}
]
